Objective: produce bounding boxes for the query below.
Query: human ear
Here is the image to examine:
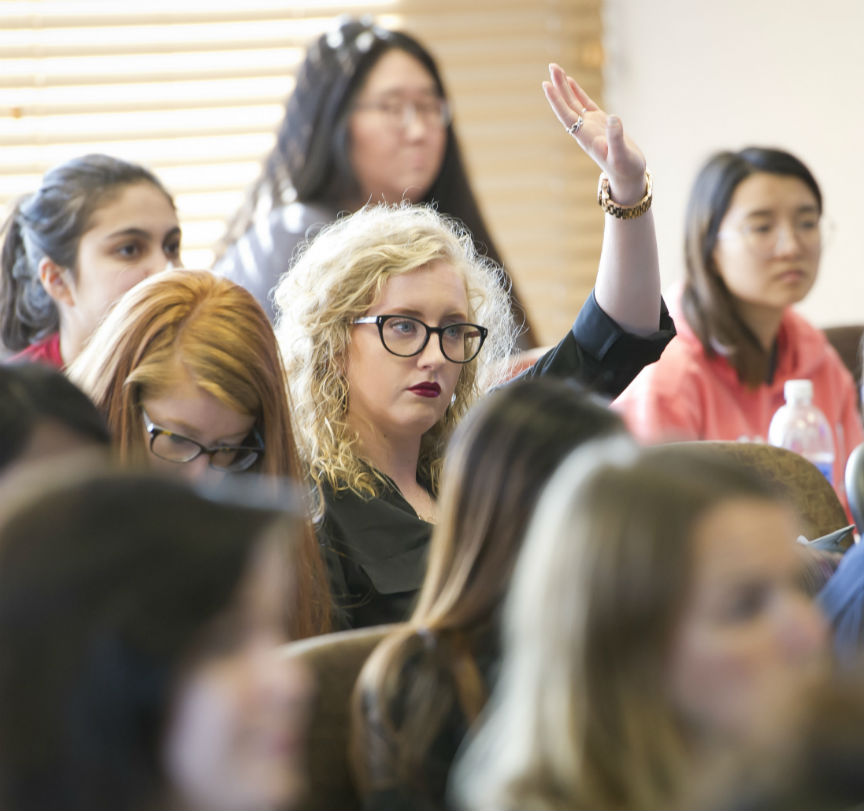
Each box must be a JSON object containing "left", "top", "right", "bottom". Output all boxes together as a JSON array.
[{"left": 38, "top": 257, "right": 76, "bottom": 307}]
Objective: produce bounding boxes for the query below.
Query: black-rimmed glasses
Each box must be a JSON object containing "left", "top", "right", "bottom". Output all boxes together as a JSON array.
[
  {"left": 141, "top": 408, "right": 264, "bottom": 472},
  {"left": 353, "top": 314, "right": 488, "bottom": 363}
]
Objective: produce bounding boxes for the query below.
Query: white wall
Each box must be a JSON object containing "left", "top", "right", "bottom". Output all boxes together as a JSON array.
[{"left": 604, "top": 0, "right": 864, "bottom": 327}]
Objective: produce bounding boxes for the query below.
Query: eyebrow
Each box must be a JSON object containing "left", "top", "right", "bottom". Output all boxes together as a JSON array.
[
  {"left": 364, "top": 86, "right": 440, "bottom": 100},
  {"left": 379, "top": 307, "right": 470, "bottom": 321},
  {"left": 104, "top": 225, "right": 182, "bottom": 241},
  {"left": 743, "top": 204, "right": 820, "bottom": 218}
]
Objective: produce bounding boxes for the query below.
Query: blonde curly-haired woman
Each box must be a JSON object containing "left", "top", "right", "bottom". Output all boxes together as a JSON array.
[{"left": 276, "top": 64, "right": 674, "bottom": 628}]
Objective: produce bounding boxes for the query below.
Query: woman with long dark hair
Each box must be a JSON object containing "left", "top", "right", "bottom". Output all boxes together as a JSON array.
[
  {"left": 614, "top": 147, "right": 862, "bottom": 492},
  {"left": 215, "top": 17, "right": 537, "bottom": 345}
]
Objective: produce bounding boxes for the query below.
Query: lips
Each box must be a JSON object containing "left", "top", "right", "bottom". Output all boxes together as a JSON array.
[
  {"left": 408, "top": 382, "right": 441, "bottom": 398},
  {"left": 775, "top": 269, "right": 808, "bottom": 284}
]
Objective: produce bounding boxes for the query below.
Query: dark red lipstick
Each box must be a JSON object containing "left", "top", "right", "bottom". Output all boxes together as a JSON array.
[{"left": 408, "top": 382, "right": 441, "bottom": 398}]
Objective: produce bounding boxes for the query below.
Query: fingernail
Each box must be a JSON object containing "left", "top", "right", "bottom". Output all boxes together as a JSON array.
[{"left": 607, "top": 114, "right": 620, "bottom": 126}]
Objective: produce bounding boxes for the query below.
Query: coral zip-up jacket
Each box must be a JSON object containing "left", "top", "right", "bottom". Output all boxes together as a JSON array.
[{"left": 613, "top": 287, "right": 864, "bottom": 500}]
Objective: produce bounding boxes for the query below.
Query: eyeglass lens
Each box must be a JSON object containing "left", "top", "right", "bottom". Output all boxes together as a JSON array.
[
  {"left": 379, "top": 316, "right": 483, "bottom": 362},
  {"left": 736, "top": 217, "right": 822, "bottom": 254},
  {"left": 357, "top": 96, "right": 449, "bottom": 129},
  {"left": 150, "top": 432, "right": 259, "bottom": 472}
]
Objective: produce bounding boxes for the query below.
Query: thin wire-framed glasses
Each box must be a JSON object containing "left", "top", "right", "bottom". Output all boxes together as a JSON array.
[
  {"left": 141, "top": 408, "right": 264, "bottom": 472},
  {"left": 352, "top": 95, "right": 451, "bottom": 131},
  {"left": 716, "top": 215, "right": 828, "bottom": 257},
  {"left": 353, "top": 314, "right": 488, "bottom": 364}
]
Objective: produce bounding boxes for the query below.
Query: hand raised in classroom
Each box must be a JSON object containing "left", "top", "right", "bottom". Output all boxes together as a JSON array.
[{"left": 542, "top": 63, "right": 647, "bottom": 206}]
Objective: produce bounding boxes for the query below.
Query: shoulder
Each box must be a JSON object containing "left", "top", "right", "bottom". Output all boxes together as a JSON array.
[
  {"left": 782, "top": 310, "right": 855, "bottom": 384},
  {"left": 217, "top": 201, "right": 337, "bottom": 271},
  {"left": 782, "top": 308, "right": 830, "bottom": 346},
  {"left": 8, "top": 333, "right": 63, "bottom": 369},
  {"left": 615, "top": 333, "right": 710, "bottom": 401},
  {"left": 275, "top": 201, "right": 339, "bottom": 234},
  {"left": 612, "top": 335, "right": 719, "bottom": 441}
]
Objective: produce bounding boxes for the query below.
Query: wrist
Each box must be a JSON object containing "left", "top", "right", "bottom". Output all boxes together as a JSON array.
[{"left": 598, "top": 170, "right": 653, "bottom": 219}]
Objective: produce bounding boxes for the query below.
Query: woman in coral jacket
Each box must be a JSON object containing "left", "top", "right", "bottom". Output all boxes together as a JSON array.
[{"left": 613, "top": 147, "right": 862, "bottom": 493}]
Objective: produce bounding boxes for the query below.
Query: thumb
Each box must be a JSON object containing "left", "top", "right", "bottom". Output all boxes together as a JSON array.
[{"left": 605, "top": 114, "right": 626, "bottom": 159}]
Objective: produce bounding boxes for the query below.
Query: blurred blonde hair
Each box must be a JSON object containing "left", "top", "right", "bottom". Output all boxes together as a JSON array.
[
  {"left": 453, "top": 442, "right": 787, "bottom": 811},
  {"left": 274, "top": 203, "right": 516, "bottom": 503},
  {"left": 69, "top": 269, "right": 331, "bottom": 636}
]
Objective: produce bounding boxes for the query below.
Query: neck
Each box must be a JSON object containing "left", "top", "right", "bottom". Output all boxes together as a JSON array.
[
  {"left": 733, "top": 300, "right": 785, "bottom": 352},
  {"left": 353, "top": 420, "right": 423, "bottom": 491},
  {"left": 57, "top": 318, "right": 88, "bottom": 366}
]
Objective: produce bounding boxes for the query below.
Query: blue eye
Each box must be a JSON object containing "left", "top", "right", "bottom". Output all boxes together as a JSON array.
[{"left": 387, "top": 318, "right": 419, "bottom": 336}]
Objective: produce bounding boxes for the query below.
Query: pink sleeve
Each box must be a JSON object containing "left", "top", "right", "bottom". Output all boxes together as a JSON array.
[{"left": 612, "top": 368, "right": 702, "bottom": 444}]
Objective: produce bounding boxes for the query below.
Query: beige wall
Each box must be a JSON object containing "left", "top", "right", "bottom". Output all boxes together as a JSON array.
[{"left": 604, "top": 0, "right": 864, "bottom": 327}]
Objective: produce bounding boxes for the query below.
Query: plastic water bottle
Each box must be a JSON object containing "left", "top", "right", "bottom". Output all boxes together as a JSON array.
[{"left": 768, "top": 379, "right": 835, "bottom": 484}]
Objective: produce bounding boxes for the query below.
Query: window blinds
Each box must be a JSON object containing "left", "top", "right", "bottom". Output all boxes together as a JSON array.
[{"left": 1, "top": 0, "right": 603, "bottom": 344}]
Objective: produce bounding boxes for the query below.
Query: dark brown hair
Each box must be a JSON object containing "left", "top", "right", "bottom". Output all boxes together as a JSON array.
[
  {"left": 0, "top": 471, "right": 295, "bottom": 811},
  {"left": 0, "top": 154, "right": 174, "bottom": 351},
  {"left": 218, "top": 17, "right": 535, "bottom": 344},
  {"left": 681, "top": 147, "right": 822, "bottom": 387}
]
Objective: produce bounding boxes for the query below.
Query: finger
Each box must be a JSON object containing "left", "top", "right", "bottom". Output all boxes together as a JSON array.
[
  {"left": 604, "top": 114, "right": 645, "bottom": 172},
  {"left": 542, "top": 80, "right": 576, "bottom": 129},
  {"left": 604, "top": 114, "right": 627, "bottom": 161},
  {"left": 565, "top": 75, "right": 600, "bottom": 114},
  {"left": 548, "top": 63, "right": 586, "bottom": 115}
]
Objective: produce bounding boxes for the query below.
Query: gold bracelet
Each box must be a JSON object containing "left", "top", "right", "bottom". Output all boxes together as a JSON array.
[{"left": 597, "top": 170, "right": 653, "bottom": 219}]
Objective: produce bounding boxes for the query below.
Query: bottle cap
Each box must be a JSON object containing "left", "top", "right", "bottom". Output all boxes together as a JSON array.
[{"left": 784, "top": 379, "right": 813, "bottom": 402}]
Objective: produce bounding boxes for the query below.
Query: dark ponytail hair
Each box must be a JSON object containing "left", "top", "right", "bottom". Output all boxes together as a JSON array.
[{"left": 0, "top": 154, "right": 174, "bottom": 351}]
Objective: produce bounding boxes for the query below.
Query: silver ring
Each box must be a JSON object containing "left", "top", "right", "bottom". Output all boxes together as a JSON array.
[{"left": 566, "top": 115, "right": 583, "bottom": 137}]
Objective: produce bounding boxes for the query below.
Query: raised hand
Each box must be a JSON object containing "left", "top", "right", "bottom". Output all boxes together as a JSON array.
[{"left": 542, "top": 63, "right": 646, "bottom": 205}]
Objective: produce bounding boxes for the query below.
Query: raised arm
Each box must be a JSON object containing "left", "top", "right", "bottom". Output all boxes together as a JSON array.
[{"left": 542, "top": 63, "right": 660, "bottom": 336}]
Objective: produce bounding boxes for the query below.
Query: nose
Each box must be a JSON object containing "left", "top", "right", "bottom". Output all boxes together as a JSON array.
[
  {"left": 416, "top": 333, "right": 448, "bottom": 368},
  {"left": 772, "top": 221, "right": 805, "bottom": 256},
  {"left": 141, "top": 259, "right": 176, "bottom": 281},
  {"left": 176, "top": 454, "right": 218, "bottom": 484},
  {"left": 402, "top": 102, "right": 431, "bottom": 140}
]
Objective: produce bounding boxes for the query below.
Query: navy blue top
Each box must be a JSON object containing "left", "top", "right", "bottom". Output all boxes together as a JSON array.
[{"left": 819, "top": 539, "right": 864, "bottom": 665}]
